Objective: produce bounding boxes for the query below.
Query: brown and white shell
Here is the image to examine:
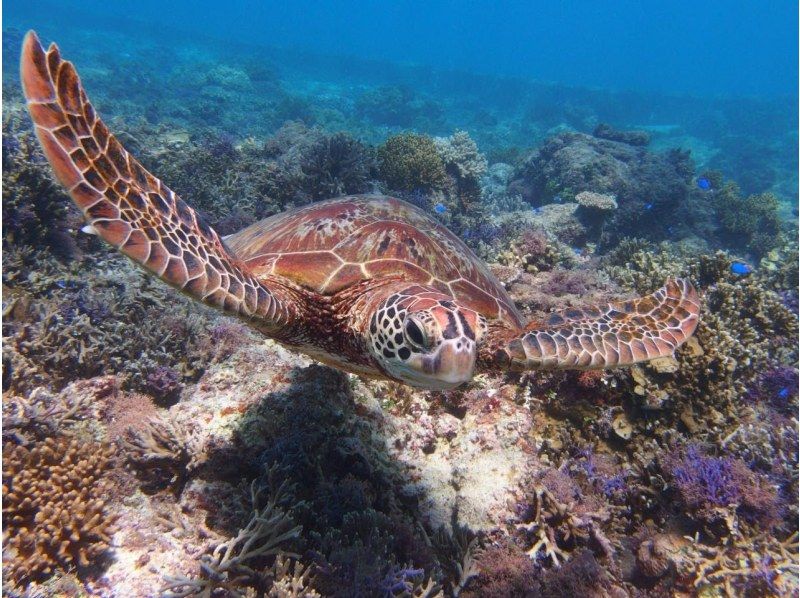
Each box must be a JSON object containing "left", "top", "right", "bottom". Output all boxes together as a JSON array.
[{"left": 225, "top": 195, "right": 524, "bottom": 329}]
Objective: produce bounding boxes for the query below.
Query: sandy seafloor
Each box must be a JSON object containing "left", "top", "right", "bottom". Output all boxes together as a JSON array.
[{"left": 1, "top": 14, "right": 799, "bottom": 598}]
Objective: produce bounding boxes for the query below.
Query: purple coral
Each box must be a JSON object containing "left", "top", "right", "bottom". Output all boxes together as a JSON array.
[
  {"left": 665, "top": 445, "right": 780, "bottom": 527},
  {"left": 746, "top": 366, "right": 798, "bottom": 412},
  {"left": 671, "top": 446, "right": 741, "bottom": 508},
  {"left": 145, "top": 366, "right": 183, "bottom": 403},
  {"left": 379, "top": 565, "right": 425, "bottom": 597}
]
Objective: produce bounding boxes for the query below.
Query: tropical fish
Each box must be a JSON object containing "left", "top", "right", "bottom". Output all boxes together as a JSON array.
[
  {"left": 433, "top": 202, "right": 447, "bottom": 214},
  {"left": 697, "top": 177, "right": 711, "bottom": 190},
  {"left": 730, "top": 261, "right": 753, "bottom": 275}
]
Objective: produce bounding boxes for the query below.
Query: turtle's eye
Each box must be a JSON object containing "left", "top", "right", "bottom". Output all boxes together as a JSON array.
[{"left": 404, "top": 317, "right": 428, "bottom": 350}]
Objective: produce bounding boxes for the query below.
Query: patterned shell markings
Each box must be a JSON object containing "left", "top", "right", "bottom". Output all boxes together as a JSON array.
[{"left": 225, "top": 195, "right": 524, "bottom": 328}]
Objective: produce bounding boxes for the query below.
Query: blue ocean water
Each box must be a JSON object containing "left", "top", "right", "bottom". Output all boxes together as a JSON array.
[{"left": 4, "top": 0, "right": 798, "bottom": 213}]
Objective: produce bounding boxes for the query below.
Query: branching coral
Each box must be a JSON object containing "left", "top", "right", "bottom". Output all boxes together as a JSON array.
[
  {"left": 2, "top": 114, "right": 79, "bottom": 259},
  {"left": 2, "top": 436, "right": 117, "bottom": 586},
  {"left": 682, "top": 532, "right": 799, "bottom": 596},
  {"left": 161, "top": 466, "right": 303, "bottom": 597},
  {"left": 515, "top": 485, "right": 613, "bottom": 567},
  {"left": 2, "top": 252, "right": 223, "bottom": 394},
  {"left": 267, "top": 556, "right": 320, "bottom": 597},
  {"left": 125, "top": 416, "right": 192, "bottom": 494}
]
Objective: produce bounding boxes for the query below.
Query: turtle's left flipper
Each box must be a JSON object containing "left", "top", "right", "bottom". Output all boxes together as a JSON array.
[
  {"left": 495, "top": 278, "right": 700, "bottom": 370},
  {"left": 21, "top": 31, "right": 301, "bottom": 332}
]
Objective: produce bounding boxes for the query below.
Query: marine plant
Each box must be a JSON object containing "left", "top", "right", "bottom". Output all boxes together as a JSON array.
[
  {"left": 2, "top": 436, "right": 117, "bottom": 586},
  {"left": 662, "top": 445, "right": 780, "bottom": 530}
]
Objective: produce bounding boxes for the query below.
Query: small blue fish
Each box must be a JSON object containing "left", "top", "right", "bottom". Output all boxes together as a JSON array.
[
  {"left": 532, "top": 207, "right": 543, "bottom": 215},
  {"left": 434, "top": 202, "right": 447, "bottom": 214},
  {"left": 777, "top": 387, "right": 791, "bottom": 400},
  {"left": 697, "top": 177, "right": 711, "bottom": 190},
  {"left": 730, "top": 261, "right": 753, "bottom": 275},
  {"left": 644, "top": 202, "right": 653, "bottom": 210}
]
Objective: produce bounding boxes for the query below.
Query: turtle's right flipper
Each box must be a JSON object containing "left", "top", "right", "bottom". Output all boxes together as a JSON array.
[{"left": 21, "top": 31, "right": 300, "bottom": 331}]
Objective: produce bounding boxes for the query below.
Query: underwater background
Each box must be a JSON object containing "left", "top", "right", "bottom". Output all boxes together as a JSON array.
[{"left": 2, "top": 0, "right": 798, "bottom": 596}]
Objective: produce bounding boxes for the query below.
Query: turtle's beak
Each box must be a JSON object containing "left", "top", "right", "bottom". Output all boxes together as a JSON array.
[{"left": 421, "top": 336, "right": 476, "bottom": 388}]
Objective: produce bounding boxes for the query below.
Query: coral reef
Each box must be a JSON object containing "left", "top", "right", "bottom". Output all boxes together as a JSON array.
[
  {"left": 2, "top": 24, "right": 797, "bottom": 598},
  {"left": 508, "top": 131, "right": 695, "bottom": 246},
  {"left": 592, "top": 122, "right": 650, "bottom": 146},
  {"left": 378, "top": 133, "right": 448, "bottom": 193},
  {"left": 2, "top": 436, "right": 117, "bottom": 587},
  {"left": 2, "top": 111, "right": 80, "bottom": 259},
  {"left": 711, "top": 181, "right": 786, "bottom": 258},
  {"left": 434, "top": 130, "right": 488, "bottom": 204}
]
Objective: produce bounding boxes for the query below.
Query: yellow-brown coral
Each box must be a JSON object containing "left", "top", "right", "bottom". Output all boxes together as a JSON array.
[{"left": 2, "top": 436, "right": 116, "bottom": 585}]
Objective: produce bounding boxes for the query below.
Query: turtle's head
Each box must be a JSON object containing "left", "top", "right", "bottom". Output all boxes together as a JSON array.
[{"left": 367, "top": 288, "right": 487, "bottom": 390}]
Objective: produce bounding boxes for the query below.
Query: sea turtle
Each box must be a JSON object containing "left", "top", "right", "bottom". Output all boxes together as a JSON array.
[{"left": 20, "top": 31, "right": 700, "bottom": 390}]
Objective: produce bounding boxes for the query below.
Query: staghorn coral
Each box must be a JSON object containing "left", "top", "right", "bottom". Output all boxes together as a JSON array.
[
  {"left": 161, "top": 466, "right": 303, "bottom": 597},
  {"left": 378, "top": 133, "right": 448, "bottom": 193},
  {"left": 2, "top": 436, "right": 117, "bottom": 586},
  {"left": 515, "top": 481, "right": 613, "bottom": 567},
  {"left": 267, "top": 556, "right": 321, "bottom": 598},
  {"left": 681, "top": 532, "right": 799, "bottom": 596}
]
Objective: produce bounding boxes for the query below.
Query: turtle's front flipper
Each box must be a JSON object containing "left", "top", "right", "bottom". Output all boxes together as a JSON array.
[
  {"left": 493, "top": 279, "right": 700, "bottom": 370},
  {"left": 20, "top": 31, "right": 300, "bottom": 332}
]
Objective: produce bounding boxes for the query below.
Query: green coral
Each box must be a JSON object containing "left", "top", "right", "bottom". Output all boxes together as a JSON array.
[
  {"left": 712, "top": 182, "right": 784, "bottom": 257},
  {"left": 377, "top": 133, "right": 447, "bottom": 193}
]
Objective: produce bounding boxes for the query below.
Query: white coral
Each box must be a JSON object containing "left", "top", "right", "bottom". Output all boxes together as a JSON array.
[{"left": 434, "top": 130, "right": 488, "bottom": 182}]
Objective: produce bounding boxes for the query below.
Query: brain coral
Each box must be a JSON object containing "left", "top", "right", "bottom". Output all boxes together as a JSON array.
[{"left": 2, "top": 436, "right": 116, "bottom": 585}]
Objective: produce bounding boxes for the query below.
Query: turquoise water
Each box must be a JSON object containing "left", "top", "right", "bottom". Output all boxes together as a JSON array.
[{"left": 4, "top": 0, "right": 798, "bottom": 208}]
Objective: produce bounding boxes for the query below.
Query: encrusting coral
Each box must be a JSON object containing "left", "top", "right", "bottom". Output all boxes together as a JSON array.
[{"left": 2, "top": 436, "right": 117, "bottom": 586}]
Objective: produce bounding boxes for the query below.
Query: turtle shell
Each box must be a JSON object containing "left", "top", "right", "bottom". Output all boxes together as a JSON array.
[{"left": 225, "top": 195, "right": 523, "bottom": 328}]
